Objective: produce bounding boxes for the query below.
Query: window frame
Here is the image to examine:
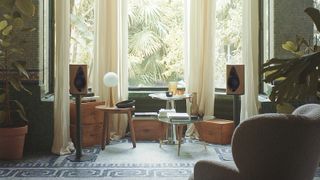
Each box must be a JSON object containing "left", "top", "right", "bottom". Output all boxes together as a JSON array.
[{"left": 40, "top": 0, "right": 55, "bottom": 96}]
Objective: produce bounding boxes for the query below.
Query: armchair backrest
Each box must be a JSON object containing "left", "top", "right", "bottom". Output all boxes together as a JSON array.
[{"left": 231, "top": 104, "right": 320, "bottom": 180}]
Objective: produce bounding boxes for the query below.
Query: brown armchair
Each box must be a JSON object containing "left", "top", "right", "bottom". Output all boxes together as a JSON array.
[{"left": 189, "top": 104, "right": 320, "bottom": 180}]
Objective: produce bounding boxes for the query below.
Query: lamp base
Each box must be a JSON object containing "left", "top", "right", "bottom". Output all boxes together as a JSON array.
[{"left": 105, "top": 87, "right": 115, "bottom": 107}]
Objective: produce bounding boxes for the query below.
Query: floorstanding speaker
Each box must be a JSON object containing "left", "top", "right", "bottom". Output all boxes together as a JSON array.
[
  {"left": 70, "top": 64, "right": 88, "bottom": 95},
  {"left": 226, "top": 64, "right": 245, "bottom": 95}
]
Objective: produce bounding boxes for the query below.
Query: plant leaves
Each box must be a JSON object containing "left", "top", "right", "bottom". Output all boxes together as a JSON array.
[
  {"left": 8, "top": 77, "right": 22, "bottom": 91},
  {"left": 12, "top": 61, "right": 29, "bottom": 79},
  {"left": 305, "top": 7, "right": 320, "bottom": 33},
  {"left": 13, "top": 17, "right": 24, "bottom": 28},
  {"left": 0, "top": 39, "right": 10, "bottom": 47},
  {"left": 282, "top": 41, "right": 298, "bottom": 52},
  {"left": 15, "top": 109, "right": 28, "bottom": 122},
  {"left": 21, "top": 27, "right": 36, "bottom": 32},
  {"left": 17, "top": 80, "right": 32, "bottom": 95},
  {"left": 9, "top": 48, "right": 24, "bottom": 55},
  {"left": 2, "top": 25, "right": 12, "bottom": 36},
  {"left": 0, "top": 20, "right": 8, "bottom": 31},
  {"left": 9, "top": 100, "right": 26, "bottom": 116},
  {"left": 262, "top": 51, "right": 320, "bottom": 104},
  {"left": 15, "top": 0, "right": 35, "bottom": 17},
  {"left": 3, "top": 14, "right": 12, "bottom": 19}
]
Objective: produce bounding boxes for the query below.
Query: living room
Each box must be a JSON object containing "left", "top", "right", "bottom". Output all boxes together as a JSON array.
[{"left": 1, "top": 0, "right": 320, "bottom": 179}]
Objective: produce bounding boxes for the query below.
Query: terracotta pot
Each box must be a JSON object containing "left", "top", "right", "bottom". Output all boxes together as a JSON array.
[{"left": 0, "top": 125, "right": 28, "bottom": 160}]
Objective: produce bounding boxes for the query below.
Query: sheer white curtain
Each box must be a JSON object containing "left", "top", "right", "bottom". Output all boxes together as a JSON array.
[
  {"left": 185, "top": 0, "right": 216, "bottom": 116},
  {"left": 92, "top": 0, "right": 129, "bottom": 138},
  {"left": 52, "top": 0, "right": 74, "bottom": 155},
  {"left": 240, "top": 0, "right": 260, "bottom": 121},
  {"left": 185, "top": 0, "right": 216, "bottom": 136}
]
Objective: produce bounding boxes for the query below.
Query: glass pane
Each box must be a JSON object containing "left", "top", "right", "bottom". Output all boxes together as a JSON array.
[
  {"left": 128, "top": 0, "right": 184, "bottom": 87},
  {"left": 215, "top": 0, "right": 242, "bottom": 89},
  {"left": 40, "top": 0, "right": 51, "bottom": 95},
  {"left": 70, "top": 0, "right": 95, "bottom": 87}
]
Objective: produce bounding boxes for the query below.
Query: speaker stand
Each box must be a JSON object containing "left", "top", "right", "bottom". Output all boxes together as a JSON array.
[
  {"left": 233, "top": 95, "right": 241, "bottom": 127},
  {"left": 67, "top": 94, "right": 96, "bottom": 162}
]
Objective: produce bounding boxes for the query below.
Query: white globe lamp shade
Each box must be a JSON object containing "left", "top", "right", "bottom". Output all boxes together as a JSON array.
[{"left": 103, "top": 72, "right": 118, "bottom": 87}]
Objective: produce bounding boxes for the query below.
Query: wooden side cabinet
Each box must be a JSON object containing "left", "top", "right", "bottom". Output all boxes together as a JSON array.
[
  {"left": 195, "top": 119, "right": 235, "bottom": 145},
  {"left": 70, "top": 101, "right": 104, "bottom": 147}
]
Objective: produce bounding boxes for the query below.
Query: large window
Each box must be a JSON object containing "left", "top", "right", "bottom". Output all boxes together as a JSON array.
[
  {"left": 128, "top": 0, "right": 184, "bottom": 87},
  {"left": 70, "top": 0, "right": 95, "bottom": 87},
  {"left": 215, "top": 0, "right": 242, "bottom": 89},
  {"left": 128, "top": 0, "right": 242, "bottom": 89},
  {"left": 65, "top": 0, "right": 243, "bottom": 90},
  {"left": 40, "top": 0, "right": 53, "bottom": 95}
]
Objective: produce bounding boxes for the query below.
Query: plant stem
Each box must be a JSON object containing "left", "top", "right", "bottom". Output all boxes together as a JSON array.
[{"left": 4, "top": 49, "right": 11, "bottom": 126}]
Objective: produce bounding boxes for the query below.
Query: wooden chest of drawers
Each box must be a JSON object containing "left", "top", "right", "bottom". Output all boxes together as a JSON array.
[
  {"left": 195, "top": 119, "right": 235, "bottom": 144},
  {"left": 70, "top": 101, "right": 104, "bottom": 147}
]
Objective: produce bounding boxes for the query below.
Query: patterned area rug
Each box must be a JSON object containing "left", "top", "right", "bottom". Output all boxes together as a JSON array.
[
  {"left": 0, "top": 139, "right": 215, "bottom": 179},
  {"left": 0, "top": 139, "right": 319, "bottom": 179}
]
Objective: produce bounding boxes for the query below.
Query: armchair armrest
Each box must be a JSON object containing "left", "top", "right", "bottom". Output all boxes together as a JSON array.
[{"left": 192, "top": 160, "right": 239, "bottom": 180}]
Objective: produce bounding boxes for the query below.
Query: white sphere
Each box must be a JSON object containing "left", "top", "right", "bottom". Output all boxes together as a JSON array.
[{"left": 103, "top": 72, "right": 118, "bottom": 87}]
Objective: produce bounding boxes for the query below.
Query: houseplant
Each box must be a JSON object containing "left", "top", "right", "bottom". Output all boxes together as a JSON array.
[
  {"left": 0, "top": 0, "right": 35, "bottom": 159},
  {"left": 262, "top": 7, "right": 320, "bottom": 112}
]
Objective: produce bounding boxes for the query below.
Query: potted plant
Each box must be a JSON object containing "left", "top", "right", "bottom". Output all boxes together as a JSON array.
[
  {"left": 262, "top": 7, "right": 320, "bottom": 113},
  {"left": 0, "top": 0, "right": 35, "bottom": 160}
]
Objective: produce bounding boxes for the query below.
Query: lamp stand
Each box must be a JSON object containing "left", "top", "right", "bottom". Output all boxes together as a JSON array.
[{"left": 105, "top": 87, "right": 115, "bottom": 107}]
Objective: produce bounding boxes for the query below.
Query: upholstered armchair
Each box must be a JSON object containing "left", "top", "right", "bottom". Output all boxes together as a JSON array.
[{"left": 189, "top": 104, "right": 320, "bottom": 180}]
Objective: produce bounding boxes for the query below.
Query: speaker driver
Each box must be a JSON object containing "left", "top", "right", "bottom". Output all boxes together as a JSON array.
[{"left": 226, "top": 64, "right": 244, "bottom": 95}]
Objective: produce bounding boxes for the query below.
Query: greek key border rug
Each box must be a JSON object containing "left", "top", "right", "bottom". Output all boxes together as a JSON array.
[{"left": 0, "top": 139, "right": 319, "bottom": 179}]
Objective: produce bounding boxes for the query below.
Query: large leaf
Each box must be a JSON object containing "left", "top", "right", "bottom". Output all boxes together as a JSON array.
[
  {"left": 10, "top": 100, "right": 25, "bottom": 115},
  {"left": 12, "top": 61, "right": 29, "bottom": 79},
  {"left": 262, "top": 52, "right": 320, "bottom": 104},
  {"left": 8, "top": 77, "right": 22, "bottom": 91},
  {"left": 9, "top": 48, "right": 24, "bottom": 56},
  {"left": 0, "top": 20, "right": 8, "bottom": 31},
  {"left": 2, "top": 25, "right": 12, "bottom": 36},
  {"left": 0, "top": 39, "right": 10, "bottom": 47},
  {"left": 15, "top": 0, "right": 35, "bottom": 17},
  {"left": 18, "top": 81, "right": 32, "bottom": 95},
  {"left": 305, "top": 7, "right": 320, "bottom": 33},
  {"left": 15, "top": 109, "right": 28, "bottom": 123},
  {"left": 13, "top": 17, "right": 24, "bottom": 28},
  {"left": 21, "top": 27, "right": 36, "bottom": 32},
  {"left": 3, "top": 14, "right": 12, "bottom": 19}
]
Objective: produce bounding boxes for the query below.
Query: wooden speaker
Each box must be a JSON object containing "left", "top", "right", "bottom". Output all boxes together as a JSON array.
[
  {"left": 69, "top": 64, "right": 88, "bottom": 95},
  {"left": 226, "top": 64, "right": 244, "bottom": 95}
]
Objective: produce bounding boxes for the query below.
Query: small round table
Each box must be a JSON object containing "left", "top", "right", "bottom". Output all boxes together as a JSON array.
[
  {"left": 149, "top": 93, "right": 192, "bottom": 145},
  {"left": 95, "top": 105, "right": 136, "bottom": 150},
  {"left": 158, "top": 115, "right": 214, "bottom": 156},
  {"left": 149, "top": 93, "right": 191, "bottom": 109}
]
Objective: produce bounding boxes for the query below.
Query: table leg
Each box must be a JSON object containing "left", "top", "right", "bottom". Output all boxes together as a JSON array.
[
  {"left": 101, "top": 112, "right": 108, "bottom": 150},
  {"left": 177, "top": 125, "right": 183, "bottom": 156},
  {"left": 127, "top": 111, "right": 136, "bottom": 148},
  {"left": 106, "top": 112, "right": 110, "bottom": 145}
]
